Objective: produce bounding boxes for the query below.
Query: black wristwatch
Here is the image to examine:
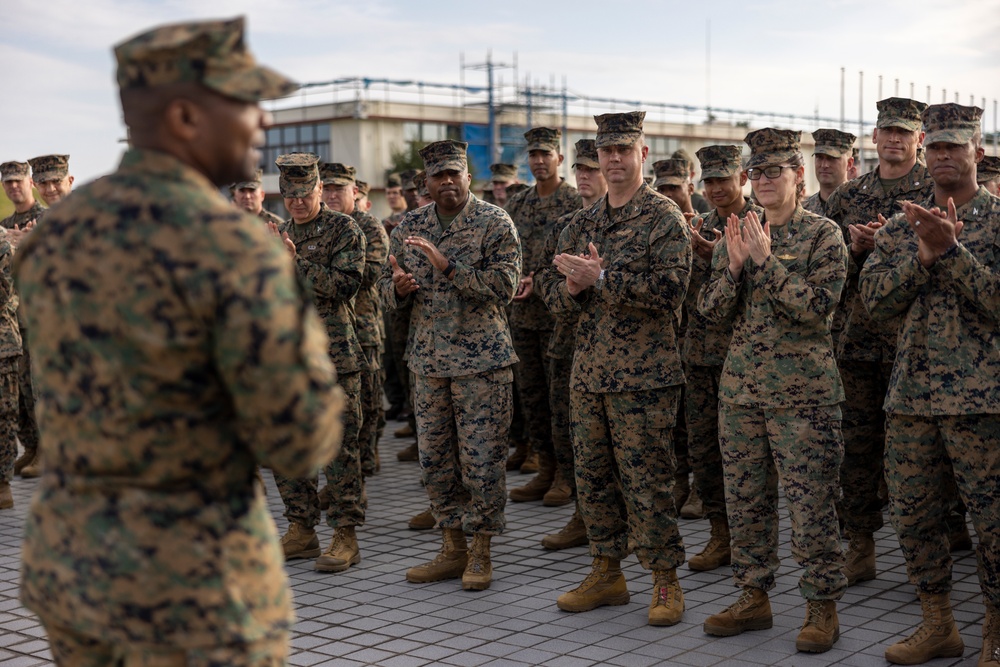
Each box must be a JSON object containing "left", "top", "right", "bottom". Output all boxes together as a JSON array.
[{"left": 444, "top": 259, "right": 456, "bottom": 279}]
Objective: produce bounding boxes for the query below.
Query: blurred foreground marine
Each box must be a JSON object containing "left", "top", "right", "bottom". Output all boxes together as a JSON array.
[{"left": 15, "top": 17, "right": 346, "bottom": 666}]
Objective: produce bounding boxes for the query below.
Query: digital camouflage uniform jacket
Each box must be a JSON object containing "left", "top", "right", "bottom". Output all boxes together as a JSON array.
[
  {"left": 536, "top": 184, "right": 691, "bottom": 394},
  {"left": 684, "top": 199, "right": 759, "bottom": 367},
  {"left": 537, "top": 210, "right": 580, "bottom": 360},
  {"left": 258, "top": 207, "right": 284, "bottom": 225},
  {"left": 859, "top": 186, "right": 1000, "bottom": 416},
  {"left": 824, "top": 163, "right": 934, "bottom": 362},
  {"left": 0, "top": 230, "right": 20, "bottom": 358},
  {"left": 802, "top": 191, "right": 829, "bottom": 217},
  {"left": 698, "top": 205, "right": 847, "bottom": 408},
  {"left": 505, "top": 179, "right": 581, "bottom": 331},
  {"left": 379, "top": 195, "right": 520, "bottom": 378},
  {"left": 0, "top": 200, "right": 46, "bottom": 230},
  {"left": 280, "top": 203, "right": 366, "bottom": 374},
  {"left": 14, "top": 148, "right": 345, "bottom": 646},
  {"left": 351, "top": 208, "right": 389, "bottom": 354}
]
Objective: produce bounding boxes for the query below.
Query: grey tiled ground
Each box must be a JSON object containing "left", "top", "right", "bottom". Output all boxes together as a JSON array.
[{"left": 0, "top": 429, "right": 986, "bottom": 666}]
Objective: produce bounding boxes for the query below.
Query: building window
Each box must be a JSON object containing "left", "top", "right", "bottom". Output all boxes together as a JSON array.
[
  {"left": 402, "top": 122, "right": 461, "bottom": 146},
  {"left": 262, "top": 122, "right": 332, "bottom": 173},
  {"left": 647, "top": 135, "right": 681, "bottom": 159}
]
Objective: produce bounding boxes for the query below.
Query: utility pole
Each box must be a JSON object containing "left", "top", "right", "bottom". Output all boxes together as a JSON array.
[{"left": 464, "top": 51, "right": 514, "bottom": 166}]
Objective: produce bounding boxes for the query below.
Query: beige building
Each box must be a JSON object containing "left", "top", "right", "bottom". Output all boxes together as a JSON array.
[{"left": 261, "top": 97, "right": 875, "bottom": 219}]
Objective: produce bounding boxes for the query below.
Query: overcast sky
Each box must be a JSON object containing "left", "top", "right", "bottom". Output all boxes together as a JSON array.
[{"left": 4, "top": 0, "right": 1000, "bottom": 183}]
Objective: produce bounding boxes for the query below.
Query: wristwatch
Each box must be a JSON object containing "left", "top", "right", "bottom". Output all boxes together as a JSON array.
[{"left": 595, "top": 269, "right": 606, "bottom": 291}]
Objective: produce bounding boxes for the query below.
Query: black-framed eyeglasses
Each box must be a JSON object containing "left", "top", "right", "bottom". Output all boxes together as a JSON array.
[{"left": 747, "top": 165, "right": 794, "bottom": 180}]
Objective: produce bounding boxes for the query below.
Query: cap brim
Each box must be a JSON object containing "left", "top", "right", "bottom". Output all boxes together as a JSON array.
[
  {"left": 596, "top": 133, "right": 640, "bottom": 148},
  {"left": 525, "top": 142, "right": 559, "bottom": 153},
  {"left": 232, "top": 181, "right": 262, "bottom": 190},
  {"left": 876, "top": 118, "right": 921, "bottom": 132},
  {"left": 653, "top": 176, "right": 685, "bottom": 188},
  {"left": 424, "top": 159, "right": 466, "bottom": 177},
  {"left": 923, "top": 129, "right": 975, "bottom": 145},
  {"left": 30, "top": 170, "right": 65, "bottom": 182},
  {"left": 746, "top": 151, "right": 798, "bottom": 169},
  {"left": 700, "top": 167, "right": 739, "bottom": 179},
  {"left": 813, "top": 147, "right": 849, "bottom": 158},
  {"left": 207, "top": 64, "right": 299, "bottom": 103},
  {"left": 572, "top": 158, "right": 600, "bottom": 169},
  {"left": 321, "top": 177, "right": 355, "bottom": 186}
]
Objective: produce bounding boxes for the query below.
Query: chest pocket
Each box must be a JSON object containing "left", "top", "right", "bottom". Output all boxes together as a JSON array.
[
  {"left": 445, "top": 229, "right": 483, "bottom": 266},
  {"left": 608, "top": 230, "right": 649, "bottom": 271}
]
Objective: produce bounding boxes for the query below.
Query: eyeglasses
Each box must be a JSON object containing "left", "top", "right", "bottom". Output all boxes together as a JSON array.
[{"left": 747, "top": 165, "right": 794, "bottom": 180}]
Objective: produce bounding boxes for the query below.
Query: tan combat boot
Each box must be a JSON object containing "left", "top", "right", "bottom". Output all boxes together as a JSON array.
[
  {"left": 0, "top": 482, "right": 12, "bottom": 510},
  {"left": 20, "top": 451, "right": 41, "bottom": 479},
  {"left": 280, "top": 522, "right": 321, "bottom": 560},
  {"left": 541, "top": 509, "right": 588, "bottom": 550},
  {"left": 688, "top": 517, "right": 731, "bottom": 572},
  {"left": 406, "top": 528, "right": 468, "bottom": 583},
  {"left": 680, "top": 486, "right": 705, "bottom": 520},
  {"left": 408, "top": 507, "right": 435, "bottom": 530},
  {"left": 394, "top": 423, "right": 415, "bottom": 439},
  {"left": 506, "top": 440, "right": 529, "bottom": 471},
  {"left": 315, "top": 526, "right": 361, "bottom": 573},
  {"left": 557, "top": 556, "right": 630, "bottom": 612},
  {"left": 885, "top": 591, "right": 964, "bottom": 664},
  {"left": 703, "top": 587, "right": 773, "bottom": 636},
  {"left": 510, "top": 452, "right": 555, "bottom": 502},
  {"left": 520, "top": 452, "right": 539, "bottom": 474},
  {"left": 396, "top": 441, "right": 418, "bottom": 462},
  {"left": 796, "top": 600, "right": 840, "bottom": 653},
  {"left": 843, "top": 532, "right": 876, "bottom": 586},
  {"left": 463, "top": 534, "right": 493, "bottom": 591},
  {"left": 542, "top": 468, "right": 574, "bottom": 507},
  {"left": 648, "top": 569, "right": 684, "bottom": 626},
  {"left": 981, "top": 604, "right": 1000, "bottom": 666},
  {"left": 673, "top": 473, "right": 690, "bottom": 515},
  {"left": 13, "top": 443, "right": 33, "bottom": 476}
]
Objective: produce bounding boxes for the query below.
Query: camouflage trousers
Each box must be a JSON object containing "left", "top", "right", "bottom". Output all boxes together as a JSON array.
[
  {"left": 0, "top": 357, "right": 18, "bottom": 483},
  {"left": 685, "top": 364, "right": 725, "bottom": 521},
  {"left": 547, "top": 355, "right": 575, "bottom": 490},
  {"left": 571, "top": 386, "right": 685, "bottom": 571},
  {"left": 885, "top": 413, "right": 1000, "bottom": 608},
  {"left": 17, "top": 338, "right": 39, "bottom": 454},
  {"left": 673, "top": 384, "right": 689, "bottom": 478},
  {"left": 719, "top": 402, "right": 846, "bottom": 600},
  {"left": 412, "top": 367, "right": 513, "bottom": 535},
  {"left": 274, "top": 371, "right": 365, "bottom": 529},
  {"left": 381, "top": 311, "right": 404, "bottom": 409},
  {"left": 359, "top": 346, "right": 383, "bottom": 477},
  {"left": 837, "top": 360, "right": 891, "bottom": 533},
  {"left": 40, "top": 613, "right": 288, "bottom": 667},
  {"left": 510, "top": 327, "right": 553, "bottom": 456}
]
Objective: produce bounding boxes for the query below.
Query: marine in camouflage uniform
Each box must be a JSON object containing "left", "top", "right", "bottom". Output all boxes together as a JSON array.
[
  {"left": 860, "top": 103, "right": 1000, "bottom": 666},
  {"left": 536, "top": 139, "right": 606, "bottom": 546},
  {"left": 672, "top": 148, "right": 711, "bottom": 214},
  {"left": 505, "top": 127, "right": 582, "bottom": 502},
  {"left": 0, "top": 229, "right": 20, "bottom": 510},
  {"left": 0, "top": 160, "right": 44, "bottom": 479},
  {"left": 319, "top": 161, "right": 389, "bottom": 478},
  {"left": 231, "top": 168, "right": 283, "bottom": 225},
  {"left": 651, "top": 157, "right": 697, "bottom": 510},
  {"left": 978, "top": 155, "right": 1000, "bottom": 196},
  {"left": 380, "top": 139, "right": 519, "bottom": 590},
  {"left": 538, "top": 112, "right": 692, "bottom": 626},
  {"left": 28, "top": 154, "right": 75, "bottom": 206},
  {"left": 273, "top": 153, "right": 368, "bottom": 573},
  {"left": 802, "top": 129, "right": 856, "bottom": 217},
  {"left": 823, "top": 98, "right": 947, "bottom": 585},
  {"left": 16, "top": 17, "right": 346, "bottom": 664},
  {"left": 699, "top": 129, "right": 847, "bottom": 653},
  {"left": 683, "top": 145, "right": 759, "bottom": 570}
]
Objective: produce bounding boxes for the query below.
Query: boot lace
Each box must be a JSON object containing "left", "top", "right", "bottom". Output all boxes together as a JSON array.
[
  {"left": 804, "top": 600, "right": 827, "bottom": 627},
  {"left": 652, "top": 573, "right": 680, "bottom": 607},
  {"left": 572, "top": 558, "right": 608, "bottom": 592},
  {"left": 728, "top": 587, "right": 758, "bottom": 613}
]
